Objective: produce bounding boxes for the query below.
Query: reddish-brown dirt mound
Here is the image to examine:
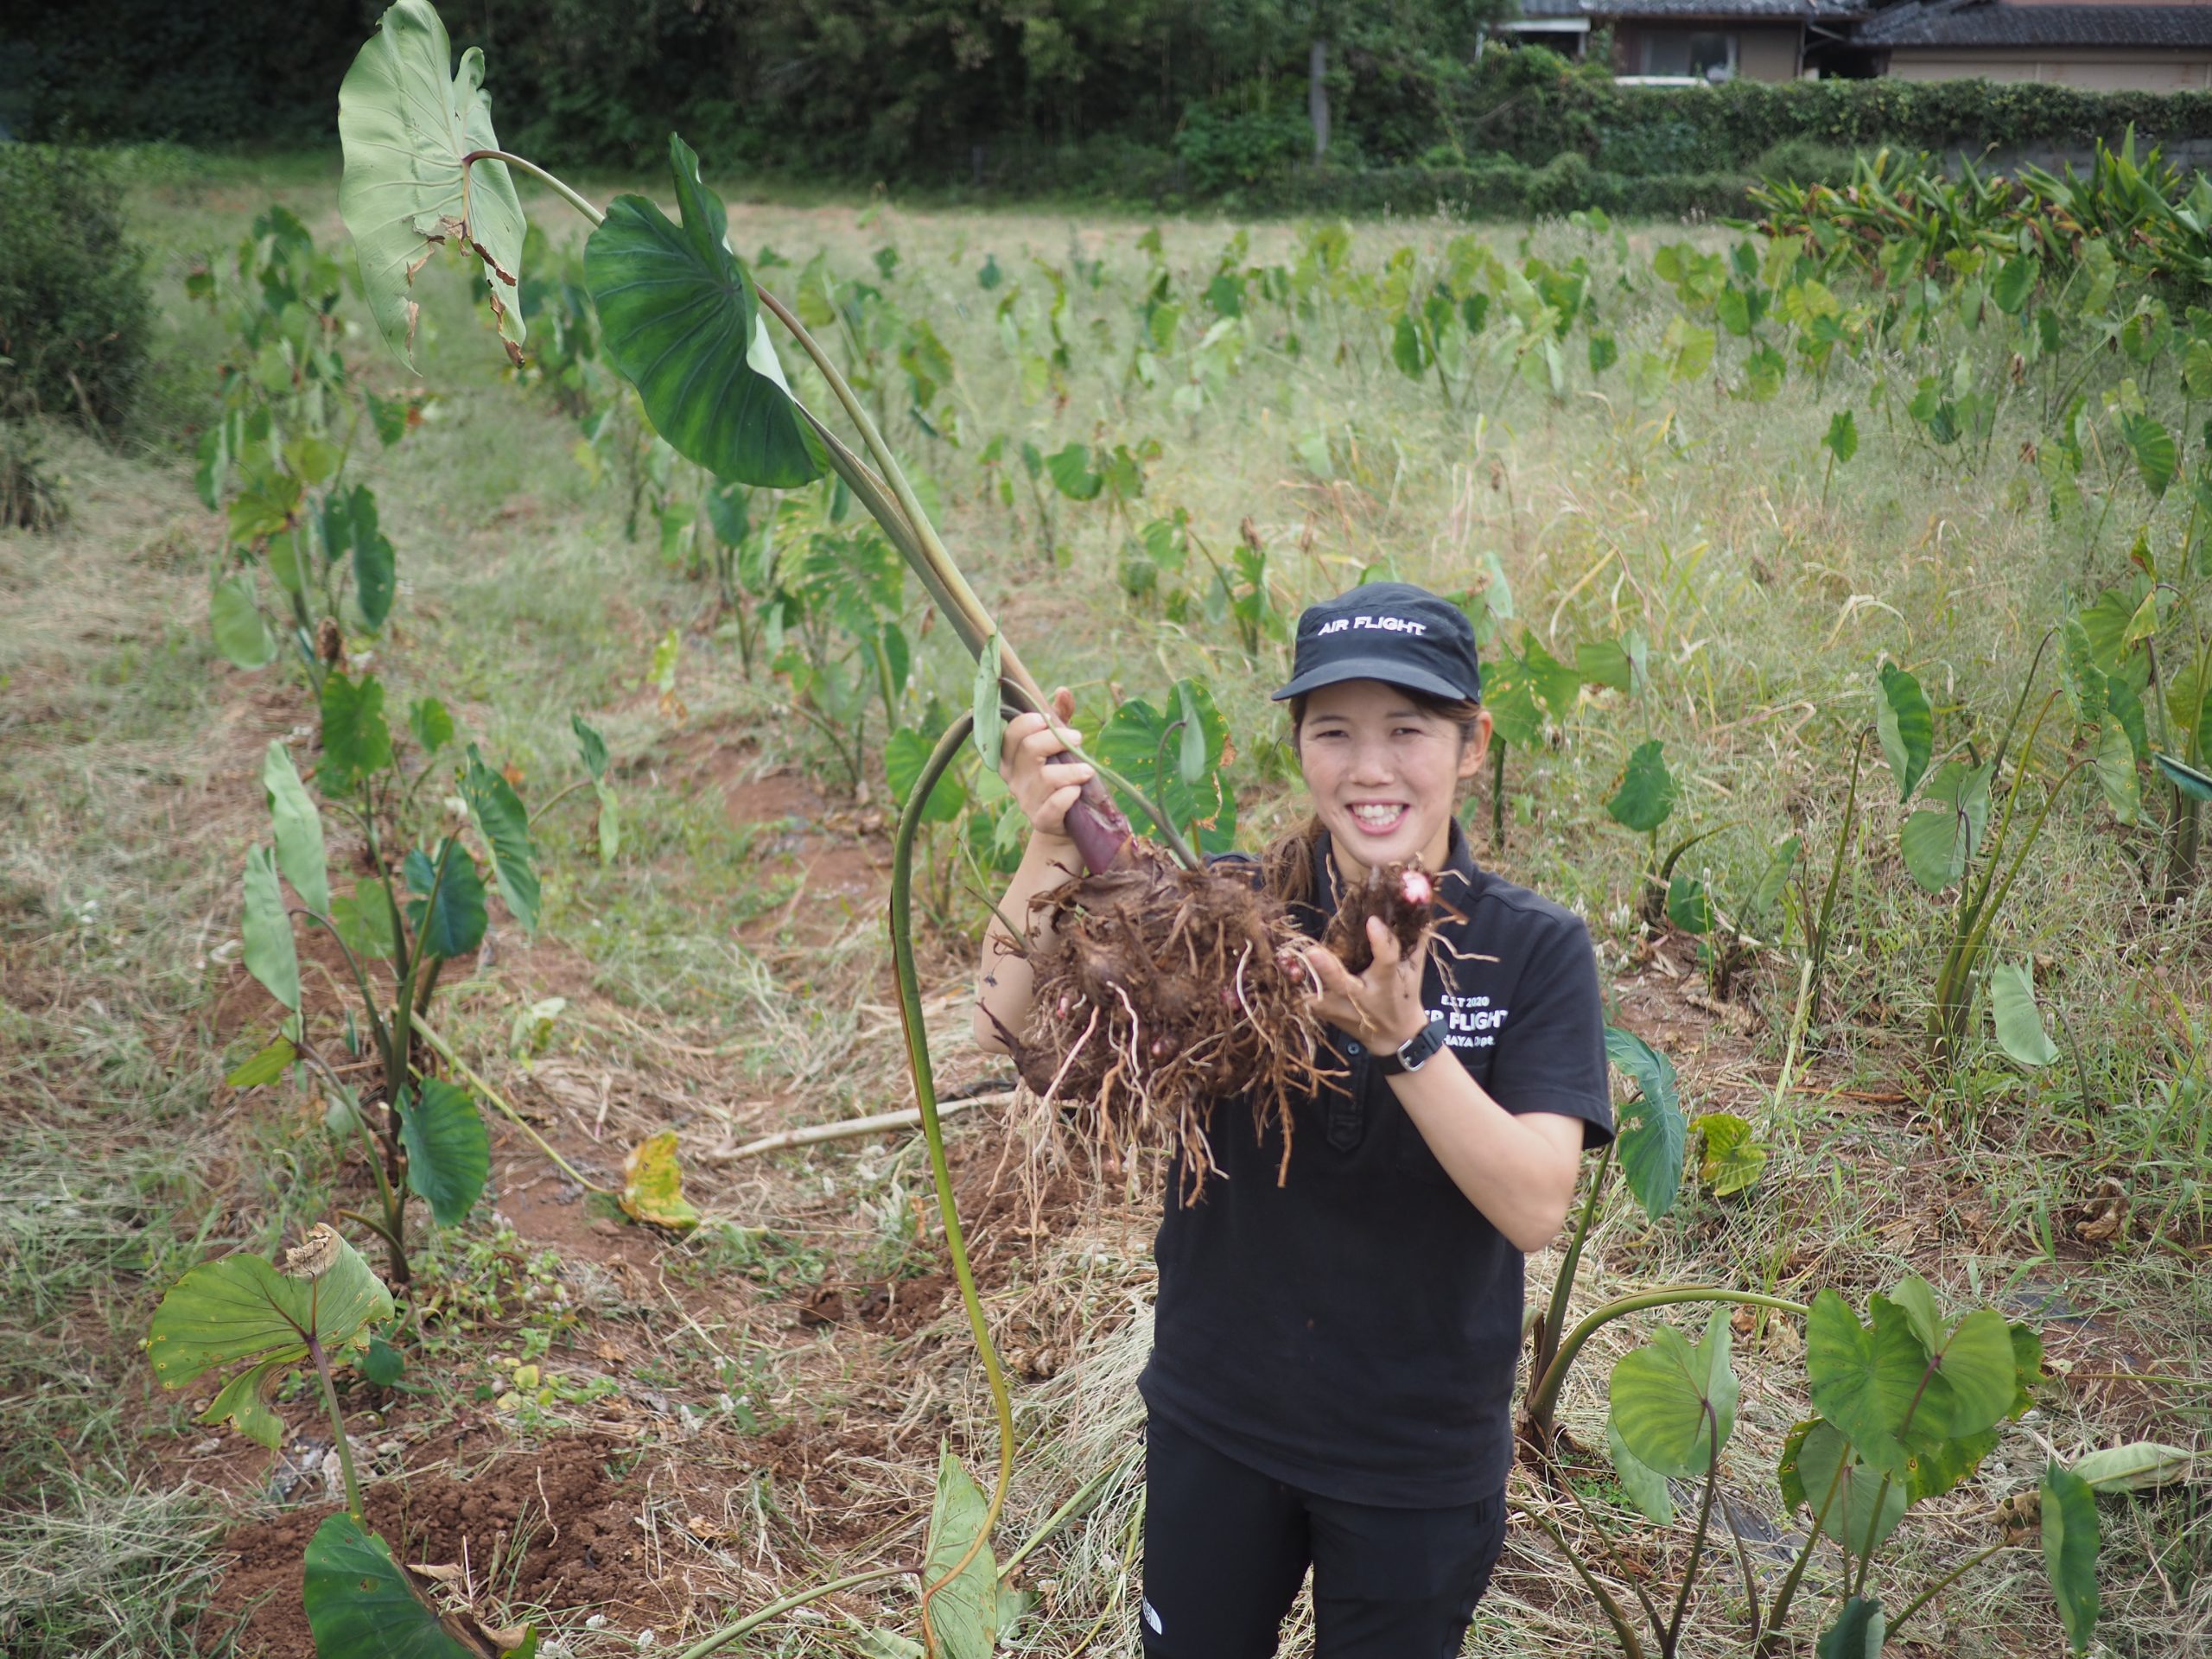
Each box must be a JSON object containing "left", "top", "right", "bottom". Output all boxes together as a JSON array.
[{"left": 200, "top": 1436, "right": 674, "bottom": 1656}]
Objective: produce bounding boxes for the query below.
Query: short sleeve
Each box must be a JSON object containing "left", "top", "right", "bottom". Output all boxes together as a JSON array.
[{"left": 1486, "top": 914, "right": 1613, "bottom": 1148}]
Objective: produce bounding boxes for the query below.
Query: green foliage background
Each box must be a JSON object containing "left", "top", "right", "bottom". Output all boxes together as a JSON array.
[{"left": 10, "top": 3, "right": 2212, "bottom": 218}]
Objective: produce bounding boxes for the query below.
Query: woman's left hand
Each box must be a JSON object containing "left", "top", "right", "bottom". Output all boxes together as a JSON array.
[{"left": 1305, "top": 919, "right": 1429, "bottom": 1052}]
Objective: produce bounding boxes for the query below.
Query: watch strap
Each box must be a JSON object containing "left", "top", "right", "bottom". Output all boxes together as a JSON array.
[{"left": 1376, "top": 1014, "right": 1446, "bottom": 1075}]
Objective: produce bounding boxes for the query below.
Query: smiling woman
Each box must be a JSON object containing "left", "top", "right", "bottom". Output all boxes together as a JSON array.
[{"left": 976, "top": 580, "right": 1613, "bottom": 1659}]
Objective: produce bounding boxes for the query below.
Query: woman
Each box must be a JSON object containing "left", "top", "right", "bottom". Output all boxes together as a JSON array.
[{"left": 974, "top": 582, "right": 1614, "bottom": 1659}]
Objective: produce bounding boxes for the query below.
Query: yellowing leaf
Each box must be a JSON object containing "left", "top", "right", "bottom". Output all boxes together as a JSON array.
[{"left": 620, "top": 1131, "right": 699, "bottom": 1231}]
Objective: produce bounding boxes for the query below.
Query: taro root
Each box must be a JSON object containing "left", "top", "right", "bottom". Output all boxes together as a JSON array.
[
  {"left": 1320, "top": 861, "right": 1436, "bottom": 977},
  {"left": 1001, "top": 843, "right": 1328, "bottom": 1200}
]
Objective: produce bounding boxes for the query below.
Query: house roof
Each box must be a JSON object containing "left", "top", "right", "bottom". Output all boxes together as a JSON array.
[
  {"left": 1856, "top": 1, "right": 2212, "bottom": 49},
  {"left": 1514, "top": 0, "right": 1860, "bottom": 17}
]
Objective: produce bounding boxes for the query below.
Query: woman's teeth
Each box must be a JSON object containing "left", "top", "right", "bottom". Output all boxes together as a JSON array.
[{"left": 1350, "top": 804, "right": 1405, "bottom": 831}]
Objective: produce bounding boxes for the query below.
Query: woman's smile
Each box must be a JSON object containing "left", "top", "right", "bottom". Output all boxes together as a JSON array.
[{"left": 1297, "top": 679, "right": 1489, "bottom": 882}]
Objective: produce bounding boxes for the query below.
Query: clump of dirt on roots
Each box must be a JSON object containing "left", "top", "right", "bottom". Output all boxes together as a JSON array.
[
  {"left": 1007, "top": 848, "right": 1323, "bottom": 1198},
  {"left": 1322, "top": 861, "right": 1436, "bottom": 975},
  {"left": 1002, "top": 849, "right": 1439, "bottom": 1200}
]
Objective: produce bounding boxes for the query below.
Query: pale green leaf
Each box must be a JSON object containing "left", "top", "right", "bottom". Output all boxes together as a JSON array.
[
  {"left": 262, "top": 742, "right": 331, "bottom": 918},
  {"left": 242, "top": 846, "right": 301, "bottom": 1014},
  {"left": 1992, "top": 960, "right": 2061, "bottom": 1067}
]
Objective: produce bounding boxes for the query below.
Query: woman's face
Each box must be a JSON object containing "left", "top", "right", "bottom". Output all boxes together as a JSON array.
[{"left": 1296, "top": 679, "right": 1491, "bottom": 883}]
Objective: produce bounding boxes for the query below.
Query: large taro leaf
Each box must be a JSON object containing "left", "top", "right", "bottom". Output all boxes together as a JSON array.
[
  {"left": 1876, "top": 663, "right": 1933, "bottom": 800},
  {"left": 1991, "top": 959, "right": 2061, "bottom": 1068},
  {"left": 243, "top": 846, "right": 302, "bottom": 1014},
  {"left": 339, "top": 0, "right": 526, "bottom": 370},
  {"left": 1604, "top": 1026, "right": 1684, "bottom": 1222},
  {"left": 1605, "top": 739, "right": 1675, "bottom": 834},
  {"left": 1815, "top": 1596, "right": 1886, "bottom": 1659},
  {"left": 262, "top": 741, "right": 331, "bottom": 918},
  {"left": 1780, "top": 1419, "right": 1905, "bottom": 1554},
  {"left": 1092, "top": 680, "right": 1237, "bottom": 855},
  {"left": 399, "top": 1079, "right": 490, "bottom": 1226},
  {"left": 405, "top": 842, "right": 488, "bottom": 960},
  {"left": 585, "top": 135, "right": 827, "bottom": 489},
  {"left": 921, "top": 1448, "right": 1000, "bottom": 1659},
  {"left": 320, "top": 672, "right": 396, "bottom": 798},
  {"left": 1605, "top": 1414, "right": 1675, "bottom": 1523},
  {"left": 461, "top": 745, "right": 540, "bottom": 932},
  {"left": 1608, "top": 1306, "right": 1736, "bottom": 1478},
  {"left": 2070, "top": 1440, "right": 2194, "bottom": 1492},
  {"left": 302, "top": 1513, "right": 484, "bottom": 1659},
  {"left": 2041, "top": 1461, "right": 2101, "bottom": 1655},
  {"left": 211, "top": 576, "right": 278, "bottom": 671},
  {"left": 1808, "top": 1286, "right": 2017, "bottom": 1480},
  {"left": 147, "top": 1227, "right": 393, "bottom": 1447}
]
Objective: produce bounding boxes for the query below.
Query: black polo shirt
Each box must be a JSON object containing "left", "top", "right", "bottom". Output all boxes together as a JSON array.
[{"left": 1138, "top": 824, "right": 1613, "bottom": 1508}]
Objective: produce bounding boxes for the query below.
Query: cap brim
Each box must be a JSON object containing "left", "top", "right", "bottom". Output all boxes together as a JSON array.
[{"left": 1270, "top": 658, "right": 1476, "bottom": 704}]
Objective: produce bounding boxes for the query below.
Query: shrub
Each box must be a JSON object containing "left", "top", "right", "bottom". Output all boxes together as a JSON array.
[
  {"left": 0, "top": 420, "right": 69, "bottom": 531},
  {"left": 1526, "top": 151, "right": 1597, "bottom": 219},
  {"left": 1752, "top": 137, "right": 1863, "bottom": 190},
  {"left": 1175, "top": 97, "right": 1314, "bottom": 195},
  {"left": 0, "top": 145, "right": 152, "bottom": 431}
]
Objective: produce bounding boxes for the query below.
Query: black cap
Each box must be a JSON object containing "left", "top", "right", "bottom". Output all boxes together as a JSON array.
[{"left": 1271, "top": 582, "right": 1482, "bottom": 705}]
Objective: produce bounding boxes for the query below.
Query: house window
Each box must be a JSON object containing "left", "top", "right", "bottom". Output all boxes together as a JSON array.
[{"left": 1642, "top": 29, "right": 1738, "bottom": 80}]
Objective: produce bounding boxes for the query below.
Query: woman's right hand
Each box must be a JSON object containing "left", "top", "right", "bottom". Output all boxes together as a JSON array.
[{"left": 1001, "top": 686, "right": 1096, "bottom": 842}]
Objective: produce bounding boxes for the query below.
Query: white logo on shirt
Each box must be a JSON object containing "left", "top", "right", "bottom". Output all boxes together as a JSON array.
[
  {"left": 1438, "top": 992, "right": 1509, "bottom": 1050},
  {"left": 1143, "top": 1598, "right": 1164, "bottom": 1634}
]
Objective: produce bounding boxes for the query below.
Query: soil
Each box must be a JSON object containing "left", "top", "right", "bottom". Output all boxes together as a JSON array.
[{"left": 200, "top": 1436, "right": 672, "bottom": 1656}]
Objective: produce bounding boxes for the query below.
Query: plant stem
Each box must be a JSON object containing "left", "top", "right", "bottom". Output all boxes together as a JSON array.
[
  {"left": 1887, "top": 1541, "right": 2016, "bottom": 1637},
  {"left": 1663, "top": 1413, "right": 1722, "bottom": 1655},
  {"left": 1807, "top": 728, "right": 1869, "bottom": 1022},
  {"left": 1758, "top": 1451, "right": 1849, "bottom": 1656},
  {"left": 1531, "top": 1137, "right": 1614, "bottom": 1427},
  {"left": 1510, "top": 1497, "right": 1649, "bottom": 1659},
  {"left": 1772, "top": 956, "right": 1815, "bottom": 1115},
  {"left": 306, "top": 1323, "right": 366, "bottom": 1528},
  {"left": 1524, "top": 1289, "right": 1808, "bottom": 1432},
  {"left": 409, "top": 1015, "right": 612, "bottom": 1194},
  {"left": 670, "top": 1566, "right": 912, "bottom": 1659},
  {"left": 458, "top": 149, "right": 605, "bottom": 228},
  {"left": 891, "top": 715, "right": 1014, "bottom": 1656}
]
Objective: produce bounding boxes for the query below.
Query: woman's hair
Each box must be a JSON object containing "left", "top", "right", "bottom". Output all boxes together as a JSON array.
[{"left": 1260, "top": 686, "right": 1484, "bottom": 906}]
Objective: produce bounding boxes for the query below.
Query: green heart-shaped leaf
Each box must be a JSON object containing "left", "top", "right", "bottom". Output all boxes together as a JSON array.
[
  {"left": 1605, "top": 1414, "right": 1675, "bottom": 1523},
  {"left": 302, "top": 1513, "right": 482, "bottom": 1659},
  {"left": 405, "top": 840, "right": 488, "bottom": 960},
  {"left": 148, "top": 1230, "right": 394, "bottom": 1419},
  {"left": 262, "top": 742, "right": 332, "bottom": 918},
  {"left": 461, "top": 745, "right": 539, "bottom": 933},
  {"left": 338, "top": 0, "right": 526, "bottom": 371},
  {"left": 399, "top": 1078, "right": 489, "bottom": 1226},
  {"left": 211, "top": 578, "right": 277, "bottom": 671},
  {"left": 319, "top": 673, "right": 395, "bottom": 798},
  {"left": 1783, "top": 1419, "right": 1905, "bottom": 1554},
  {"left": 922, "top": 1448, "right": 1000, "bottom": 1659},
  {"left": 1876, "top": 663, "right": 1932, "bottom": 800},
  {"left": 1992, "top": 960, "right": 2060, "bottom": 1068},
  {"left": 243, "top": 846, "right": 301, "bottom": 1014},
  {"left": 1605, "top": 1026, "right": 1684, "bottom": 1223},
  {"left": 1608, "top": 1306, "right": 1736, "bottom": 1478},
  {"left": 1606, "top": 739, "right": 1675, "bottom": 834},
  {"left": 2040, "top": 1461, "right": 2100, "bottom": 1655},
  {"left": 584, "top": 135, "right": 826, "bottom": 489}
]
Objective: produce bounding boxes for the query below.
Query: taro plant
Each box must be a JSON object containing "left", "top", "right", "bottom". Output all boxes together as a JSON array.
[
  {"left": 1522, "top": 1274, "right": 2131, "bottom": 1658},
  {"left": 228, "top": 688, "right": 614, "bottom": 1286},
  {"left": 1874, "top": 639, "right": 2140, "bottom": 1068},
  {"left": 193, "top": 205, "right": 423, "bottom": 685},
  {"left": 148, "top": 1224, "right": 536, "bottom": 1657},
  {"left": 330, "top": 6, "right": 1194, "bottom": 1649}
]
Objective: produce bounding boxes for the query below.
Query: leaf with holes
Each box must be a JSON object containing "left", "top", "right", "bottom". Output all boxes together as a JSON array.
[
  {"left": 338, "top": 0, "right": 526, "bottom": 370},
  {"left": 1606, "top": 740, "right": 1675, "bottom": 834},
  {"left": 621, "top": 1131, "right": 699, "bottom": 1231},
  {"left": 1696, "top": 1112, "right": 1766, "bottom": 1195},
  {"left": 302, "top": 1512, "right": 486, "bottom": 1659}
]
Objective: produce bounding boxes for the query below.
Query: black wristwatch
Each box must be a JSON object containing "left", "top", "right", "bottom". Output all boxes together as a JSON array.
[{"left": 1376, "top": 1013, "right": 1446, "bottom": 1075}]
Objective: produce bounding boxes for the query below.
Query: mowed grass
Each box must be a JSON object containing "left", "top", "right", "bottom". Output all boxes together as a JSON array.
[{"left": 0, "top": 145, "right": 2206, "bottom": 1656}]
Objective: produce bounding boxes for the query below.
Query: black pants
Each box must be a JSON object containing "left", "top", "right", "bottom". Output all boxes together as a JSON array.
[{"left": 1139, "top": 1412, "right": 1506, "bottom": 1659}]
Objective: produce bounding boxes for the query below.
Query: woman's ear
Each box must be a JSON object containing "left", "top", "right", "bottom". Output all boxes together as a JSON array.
[{"left": 1459, "top": 709, "right": 1494, "bottom": 780}]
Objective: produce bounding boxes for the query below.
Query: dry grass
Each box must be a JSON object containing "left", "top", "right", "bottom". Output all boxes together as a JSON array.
[{"left": 0, "top": 149, "right": 2205, "bottom": 1658}]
